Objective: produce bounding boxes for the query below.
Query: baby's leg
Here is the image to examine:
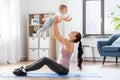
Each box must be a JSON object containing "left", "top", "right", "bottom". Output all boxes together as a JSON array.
[{"left": 37, "top": 16, "right": 53, "bottom": 33}]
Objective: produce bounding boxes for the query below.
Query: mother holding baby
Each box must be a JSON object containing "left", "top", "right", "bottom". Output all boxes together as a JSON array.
[{"left": 13, "top": 15, "right": 83, "bottom": 76}]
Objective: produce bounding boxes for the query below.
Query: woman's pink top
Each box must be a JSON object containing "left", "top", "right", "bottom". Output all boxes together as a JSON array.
[{"left": 57, "top": 47, "right": 73, "bottom": 69}]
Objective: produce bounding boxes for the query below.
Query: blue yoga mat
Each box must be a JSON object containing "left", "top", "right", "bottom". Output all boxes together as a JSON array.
[{"left": 0, "top": 72, "right": 102, "bottom": 78}]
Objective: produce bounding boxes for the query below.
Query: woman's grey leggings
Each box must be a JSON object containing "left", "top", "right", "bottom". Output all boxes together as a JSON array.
[{"left": 25, "top": 57, "right": 69, "bottom": 75}]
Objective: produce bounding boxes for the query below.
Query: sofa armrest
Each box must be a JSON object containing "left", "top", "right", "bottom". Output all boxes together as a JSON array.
[
  {"left": 97, "top": 40, "right": 111, "bottom": 53},
  {"left": 97, "top": 41, "right": 110, "bottom": 47}
]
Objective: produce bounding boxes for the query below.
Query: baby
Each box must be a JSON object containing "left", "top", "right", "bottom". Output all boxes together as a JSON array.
[{"left": 37, "top": 4, "right": 72, "bottom": 34}]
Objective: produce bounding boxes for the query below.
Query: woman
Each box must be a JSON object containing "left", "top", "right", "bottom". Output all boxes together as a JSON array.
[{"left": 13, "top": 16, "right": 83, "bottom": 76}]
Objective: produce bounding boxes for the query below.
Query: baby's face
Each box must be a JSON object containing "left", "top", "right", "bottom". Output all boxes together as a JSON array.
[{"left": 60, "top": 8, "right": 68, "bottom": 14}]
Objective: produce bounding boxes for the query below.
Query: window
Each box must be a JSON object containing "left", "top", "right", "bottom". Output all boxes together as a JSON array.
[{"left": 83, "top": 0, "right": 120, "bottom": 37}]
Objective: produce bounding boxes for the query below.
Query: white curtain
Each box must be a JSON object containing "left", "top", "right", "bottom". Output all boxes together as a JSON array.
[
  {"left": 0, "top": 0, "right": 21, "bottom": 64},
  {"left": 64, "top": 0, "right": 82, "bottom": 61}
]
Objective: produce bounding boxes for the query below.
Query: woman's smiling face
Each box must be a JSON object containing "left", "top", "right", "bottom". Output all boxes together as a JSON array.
[{"left": 68, "top": 31, "right": 79, "bottom": 42}]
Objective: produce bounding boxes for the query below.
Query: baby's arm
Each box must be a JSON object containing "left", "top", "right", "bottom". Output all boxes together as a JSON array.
[
  {"left": 60, "top": 16, "right": 72, "bottom": 22},
  {"left": 63, "top": 16, "right": 72, "bottom": 22}
]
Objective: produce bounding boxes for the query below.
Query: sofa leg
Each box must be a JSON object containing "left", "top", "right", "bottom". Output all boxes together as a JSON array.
[
  {"left": 116, "top": 57, "right": 118, "bottom": 64},
  {"left": 103, "top": 56, "right": 106, "bottom": 65}
]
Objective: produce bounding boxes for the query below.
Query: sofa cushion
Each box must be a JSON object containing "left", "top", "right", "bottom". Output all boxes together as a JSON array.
[
  {"left": 102, "top": 46, "right": 120, "bottom": 52},
  {"left": 111, "top": 37, "right": 120, "bottom": 47}
]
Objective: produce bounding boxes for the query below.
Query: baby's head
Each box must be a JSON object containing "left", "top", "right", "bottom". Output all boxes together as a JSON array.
[{"left": 59, "top": 4, "right": 68, "bottom": 14}]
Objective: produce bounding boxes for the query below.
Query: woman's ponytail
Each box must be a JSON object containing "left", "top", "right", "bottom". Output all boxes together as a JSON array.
[
  {"left": 77, "top": 40, "right": 83, "bottom": 70},
  {"left": 73, "top": 33, "right": 83, "bottom": 70}
]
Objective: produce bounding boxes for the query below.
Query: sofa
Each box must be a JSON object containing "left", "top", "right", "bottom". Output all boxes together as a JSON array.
[{"left": 97, "top": 34, "right": 120, "bottom": 64}]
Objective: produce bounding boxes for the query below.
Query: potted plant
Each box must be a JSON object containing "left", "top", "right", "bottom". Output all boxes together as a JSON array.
[
  {"left": 110, "top": 5, "right": 120, "bottom": 33},
  {"left": 32, "top": 30, "right": 37, "bottom": 37}
]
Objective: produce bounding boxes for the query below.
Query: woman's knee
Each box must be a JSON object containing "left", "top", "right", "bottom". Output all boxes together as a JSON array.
[
  {"left": 36, "top": 57, "right": 49, "bottom": 64},
  {"left": 41, "top": 57, "right": 49, "bottom": 61}
]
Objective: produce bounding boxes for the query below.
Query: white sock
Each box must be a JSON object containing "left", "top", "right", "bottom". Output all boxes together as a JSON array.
[{"left": 22, "top": 67, "right": 26, "bottom": 72}]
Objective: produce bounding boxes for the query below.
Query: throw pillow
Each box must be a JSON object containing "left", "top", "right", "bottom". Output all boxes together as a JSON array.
[{"left": 111, "top": 37, "right": 120, "bottom": 47}]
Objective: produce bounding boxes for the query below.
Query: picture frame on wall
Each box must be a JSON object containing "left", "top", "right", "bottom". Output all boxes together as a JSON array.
[{"left": 31, "top": 19, "right": 39, "bottom": 25}]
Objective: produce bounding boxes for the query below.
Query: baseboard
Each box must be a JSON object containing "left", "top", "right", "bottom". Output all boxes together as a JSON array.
[{"left": 20, "top": 57, "right": 27, "bottom": 61}]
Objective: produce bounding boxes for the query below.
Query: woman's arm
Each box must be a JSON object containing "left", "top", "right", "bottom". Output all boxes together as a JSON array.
[{"left": 52, "top": 16, "right": 70, "bottom": 45}]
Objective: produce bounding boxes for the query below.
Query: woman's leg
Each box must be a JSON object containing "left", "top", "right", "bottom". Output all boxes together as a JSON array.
[{"left": 25, "top": 57, "right": 69, "bottom": 75}]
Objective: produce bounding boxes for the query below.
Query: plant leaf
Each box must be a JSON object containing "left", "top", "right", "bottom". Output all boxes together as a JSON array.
[
  {"left": 114, "top": 24, "right": 120, "bottom": 31},
  {"left": 117, "top": 5, "right": 120, "bottom": 8},
  {"left": 111, "top": 12, "right": 115, "bottom": 15}
]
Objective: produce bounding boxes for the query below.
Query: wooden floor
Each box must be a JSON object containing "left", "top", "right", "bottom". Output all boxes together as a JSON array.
[{"left": 0, "top": 61, "right": 120, "bottom": 80}]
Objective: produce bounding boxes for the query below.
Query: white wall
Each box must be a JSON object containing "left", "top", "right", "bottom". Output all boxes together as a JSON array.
[
  {"left": 27, "top": 0, "right": 60, "bottom": 13},
  {"left": 20, "top": 0, "right": 67, "bottom": 59}
]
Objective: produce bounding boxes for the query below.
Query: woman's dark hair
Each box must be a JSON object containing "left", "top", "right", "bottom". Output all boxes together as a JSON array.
[{"left": 73, "top": 33, "right": 83, "bottom": 70}]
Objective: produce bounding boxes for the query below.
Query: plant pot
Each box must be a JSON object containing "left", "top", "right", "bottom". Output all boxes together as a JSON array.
[{"left": 32, "top": 33, "right": 37, "bottom": 37}]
